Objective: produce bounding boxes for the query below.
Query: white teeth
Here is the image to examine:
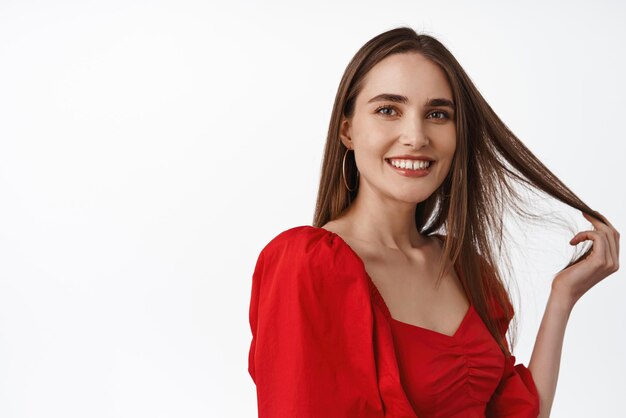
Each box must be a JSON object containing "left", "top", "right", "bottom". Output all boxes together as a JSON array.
[{"left": 388, "top": 159, "right": 431, "bottom": 170}]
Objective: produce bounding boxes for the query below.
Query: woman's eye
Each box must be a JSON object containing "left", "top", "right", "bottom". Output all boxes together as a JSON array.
[
  {"left": 428, "top": 110, "right": 450, "bottom": 120},
  {"left": 375, "top": 105, "right": 398, "bottom": 117}
]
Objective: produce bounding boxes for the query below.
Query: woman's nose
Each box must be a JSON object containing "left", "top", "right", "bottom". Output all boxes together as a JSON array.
[{"left": 401, "top": 117, "right": 429, "bottom": 148}]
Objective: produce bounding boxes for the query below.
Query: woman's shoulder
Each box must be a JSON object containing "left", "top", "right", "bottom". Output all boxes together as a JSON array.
[
  {"left": 262, "top": 224, "right": 325, "bottom": 246},
  {"left": 257, "top": 224, "right": 343, "bottom": 268},
  {"left": 252, "top": 225, "right": 370, "bottom": 300}
]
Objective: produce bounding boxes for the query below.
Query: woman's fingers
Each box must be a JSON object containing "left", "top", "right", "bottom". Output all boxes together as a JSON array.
[
  {"left": 581, "top": 211, "right": 619, "bottom": 270},
  {"left": 570, "top": 229, "right": 608, "bottom": 268}
]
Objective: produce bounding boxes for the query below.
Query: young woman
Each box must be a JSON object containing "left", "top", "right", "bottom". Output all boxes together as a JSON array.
[{"left": 247, "top": 27, "right": 620, "bottom": 418}]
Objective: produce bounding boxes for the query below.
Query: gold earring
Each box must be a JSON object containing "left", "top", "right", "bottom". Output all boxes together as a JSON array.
[{"left": 342, "top": 147, "right": 359, "bottom": 192}]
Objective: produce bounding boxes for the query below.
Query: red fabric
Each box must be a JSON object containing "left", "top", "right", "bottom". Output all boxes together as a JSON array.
[{"left": 248, "top": 225, "right": 540, "bottom": 418}]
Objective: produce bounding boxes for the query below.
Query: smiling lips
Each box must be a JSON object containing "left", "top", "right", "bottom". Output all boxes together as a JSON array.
[{"left": 385, "top": 158, "right": 434, "bottom": 177}]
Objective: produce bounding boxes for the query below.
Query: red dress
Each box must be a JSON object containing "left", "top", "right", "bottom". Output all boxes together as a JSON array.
[{"left": 248, "top": 225, "right": 540, "bottom": 418}]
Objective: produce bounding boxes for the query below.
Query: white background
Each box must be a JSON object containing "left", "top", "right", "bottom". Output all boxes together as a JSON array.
[{"left": 0, "top": 1, "right": 624, "bottom": 417}]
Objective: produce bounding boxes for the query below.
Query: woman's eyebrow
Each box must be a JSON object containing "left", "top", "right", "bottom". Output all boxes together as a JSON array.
[{"left": 367, "top": 93, "right": 455, "bottom": 110}]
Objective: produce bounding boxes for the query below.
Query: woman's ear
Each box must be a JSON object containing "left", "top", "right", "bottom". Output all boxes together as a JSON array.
[{"left": 339, "top": 117, "right": 353, "bottom": 149}]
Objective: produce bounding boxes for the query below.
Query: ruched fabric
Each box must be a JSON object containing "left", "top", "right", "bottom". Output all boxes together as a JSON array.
[
  {"left": 389, "top": 304, "right": 504, "bottom": 417},
  {"left": 248, "top": 225, "right": 540, "bottom": 418}
]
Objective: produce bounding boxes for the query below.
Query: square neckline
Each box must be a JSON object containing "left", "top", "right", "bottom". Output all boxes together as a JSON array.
[{"left": 310, "top": 225, "right": 471, "bottom": 339}]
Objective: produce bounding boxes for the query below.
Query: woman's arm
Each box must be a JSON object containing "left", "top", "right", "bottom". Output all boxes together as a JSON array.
[
  {"left": 529, "top": 210, "right": 620, "bottom": 418},
  {"left": 248, "top": 235, "right": 384, "bottom": 418},
  {"left": 527, "top": 288, "right": 573, "bottom": 418}
]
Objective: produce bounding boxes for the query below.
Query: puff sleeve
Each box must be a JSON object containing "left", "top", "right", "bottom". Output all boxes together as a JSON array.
[
  {"left": 485, "top": 298, "right": 540, "bottom": 418},
  {"left": 247, "top": 229, "right": 384, "bottom": 418}
]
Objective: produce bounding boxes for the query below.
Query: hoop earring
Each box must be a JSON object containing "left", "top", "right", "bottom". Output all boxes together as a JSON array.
[{"left": 342, "top": 148, "right": 359, "bottom": 192}]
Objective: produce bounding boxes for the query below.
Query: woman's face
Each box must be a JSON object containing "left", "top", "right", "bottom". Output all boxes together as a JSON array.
[{"left": 340, "top": 52, "right": 456, "bottom": 204}]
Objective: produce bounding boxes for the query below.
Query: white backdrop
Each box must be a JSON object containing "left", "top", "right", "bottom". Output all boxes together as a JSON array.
[{"left": 0, "top": 1, "right": 624, "bottom": 417}]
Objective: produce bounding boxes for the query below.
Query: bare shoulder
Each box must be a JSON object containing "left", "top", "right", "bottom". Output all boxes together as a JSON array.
[{"left": 319, "top": 219, "right": 345, "bottom": 235}]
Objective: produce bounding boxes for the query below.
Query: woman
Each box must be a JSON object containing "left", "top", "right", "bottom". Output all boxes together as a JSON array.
[{"left": 247, "top": 27, "right": 620, "bottom": 418}]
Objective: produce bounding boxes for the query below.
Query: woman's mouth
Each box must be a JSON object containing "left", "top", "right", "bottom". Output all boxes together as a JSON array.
[{"left": 385, "top": 158, "right": 434, "bottom": 178}]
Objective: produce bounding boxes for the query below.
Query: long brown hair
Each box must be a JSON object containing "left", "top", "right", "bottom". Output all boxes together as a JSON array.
[{"left": 312, "top": 26, "right": 607, "bottom": 358}]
